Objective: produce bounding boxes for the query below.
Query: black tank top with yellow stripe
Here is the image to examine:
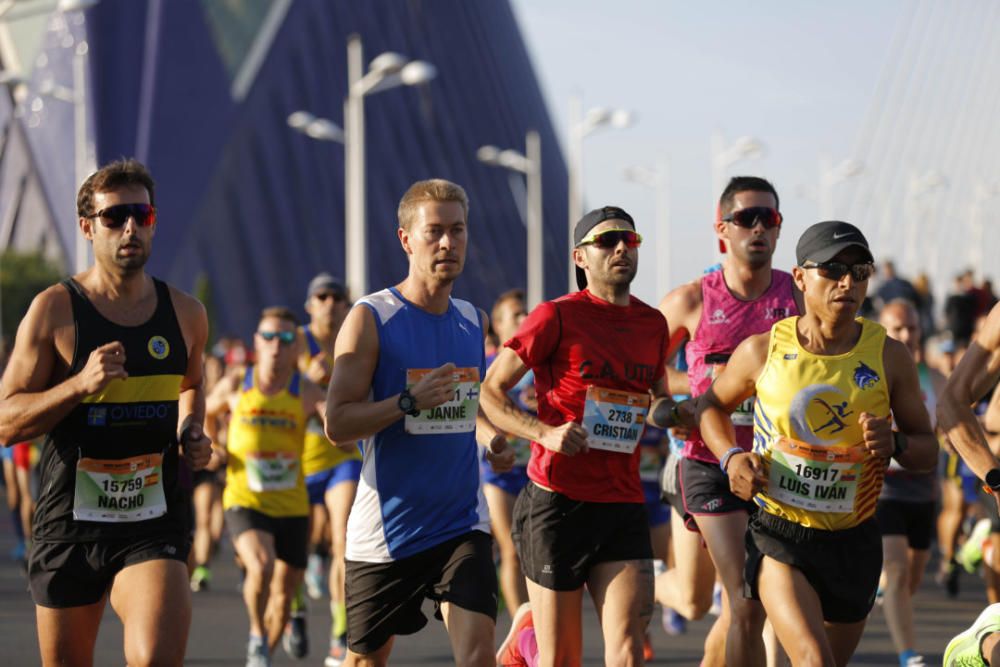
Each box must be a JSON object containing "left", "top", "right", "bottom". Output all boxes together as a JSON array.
[{"left": 33, "top": 278, "right": 190, "bottom": 542}]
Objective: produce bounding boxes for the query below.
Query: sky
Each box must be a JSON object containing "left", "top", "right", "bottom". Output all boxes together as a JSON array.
[{"left": 509, "top": 0, "right": 911, "bottom": 304}]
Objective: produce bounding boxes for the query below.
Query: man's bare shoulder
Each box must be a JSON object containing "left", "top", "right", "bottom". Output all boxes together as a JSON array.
[
  {"left": 25, "top": 283, "right": 74, "bottom": 334},
  {"left": 658, "top": 277, "right": 703, "bottom": 331},
  {"left": 166, "top": 284, "right": 207, "bottom": 324}
]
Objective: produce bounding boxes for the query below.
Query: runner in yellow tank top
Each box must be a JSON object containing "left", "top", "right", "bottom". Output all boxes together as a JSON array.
[
  {"left": 206, "top": 306, "right": 327, "bottom": 665},
  {"left": 696, "top": 222, "right": 938, "bottom": 667},
  {"left": 296, "top": 273, "right": 360, "bottom": 665}
]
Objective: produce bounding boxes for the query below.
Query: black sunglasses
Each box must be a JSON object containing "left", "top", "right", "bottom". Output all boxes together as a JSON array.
[
  {"left": 257, "top": 330, "right": 296, "bottom": 345},
  {"left": 722, "top": 206, "right": 782, "bottom": 229},
  {"left": 800, "top": 261, "right": 875, "bottom": 282},
  {"left": 314, "top": 292, "right": 346, "bottom": 303},
  {"left": 577, "top": 228, "right": 643, "bottom": 249},
  {"left": 89, "top": 203, "right": 156, "bottom": 229}
]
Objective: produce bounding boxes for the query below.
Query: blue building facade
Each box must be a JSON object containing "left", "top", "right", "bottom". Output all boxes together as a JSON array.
[{"left": 1, "top": 0, "right": 568, "bottom": 339}]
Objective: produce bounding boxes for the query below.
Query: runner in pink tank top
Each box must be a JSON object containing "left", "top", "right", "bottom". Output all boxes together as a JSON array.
[
  {"left": 684, "top": 269, "right": 797, "bottom": 463},
  {"left": 654, "top": 177, "right": 800, "bottom": 667}
]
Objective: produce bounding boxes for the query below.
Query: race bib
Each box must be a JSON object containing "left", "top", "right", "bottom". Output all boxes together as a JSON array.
[
  {"left": 582, "top": 387, "right": 650, "bottom": 454},
  {"left": 766, "top": 437, "right": 864, "bottom": 513},
  {"left": 246, "top": 451, "right": 299, "bottom": 492},
  {"left": 74, "top": 453, "right": 167, "bottom": 523},
  {"left": 404, "top": 368, "right": 479, "bottom": 435}
]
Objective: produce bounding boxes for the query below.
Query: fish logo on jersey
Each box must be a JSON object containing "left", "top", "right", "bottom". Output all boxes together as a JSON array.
[{"left": 853, "top": 362, "right": 880, "bottom": 390}]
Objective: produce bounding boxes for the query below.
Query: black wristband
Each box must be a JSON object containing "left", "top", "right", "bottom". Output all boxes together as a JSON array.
[{"left": 650, "top": 398, "right": 679, "bottom": 428}]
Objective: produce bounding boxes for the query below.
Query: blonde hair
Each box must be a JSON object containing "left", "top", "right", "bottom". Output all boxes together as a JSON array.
[
  {"left": 397, "top": 179, "right": 469, "bottom": 230},
  {"left": 259, "top": 306, "right": 299, "bottom": 327}
]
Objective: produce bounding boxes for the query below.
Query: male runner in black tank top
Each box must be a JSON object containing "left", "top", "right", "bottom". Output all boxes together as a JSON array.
[{"left": 0, "top": 158, "right": 211, "bottom": 666}]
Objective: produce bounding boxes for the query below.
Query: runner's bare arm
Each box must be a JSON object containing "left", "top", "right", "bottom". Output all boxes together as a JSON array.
[
  {"left": 881, "top": 338, "right": 937, "bottom": 470},
  {"left": 0, "top": 286, "right": 124, "bottom": 444},
  {"left": 697, "top": 333, "right": 769, "bottom": 499},
  {"left": 325, "top": 305, "right": 457, "bottom": 442},
  {"left": 982, "top": 374, "right": 1000, "bottom": 435},
  {"left": 174, "top": 292, "right": 211, "bottom": 470},
  {"left": 481, "top": 347, "right": 590, "bottom": 457},
  {"left": 938, "top": 302, "right": 1000, "bottom": 478},
  {"left": 657, "top": 280, "right": 702, "bottom": 362},
  {"left": 203, "top": 370, "right": 239, "bottom": 469},
  {"left": 475, "top": 309, "right": 514, "bottom": 470}
]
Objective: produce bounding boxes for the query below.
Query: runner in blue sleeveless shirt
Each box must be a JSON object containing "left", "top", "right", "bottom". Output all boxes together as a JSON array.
[{"left": 324, "top": 179, "right": 514, "bottom": 666}]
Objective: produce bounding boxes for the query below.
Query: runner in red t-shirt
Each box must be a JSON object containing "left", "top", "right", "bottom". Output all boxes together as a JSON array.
[{"left": 483, "top": 206, "right": 684, "bottom": 666}]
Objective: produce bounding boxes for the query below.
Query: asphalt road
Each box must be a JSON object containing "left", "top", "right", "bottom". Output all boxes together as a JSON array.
[{"left": 0, "top": 515, "right": 990, "bottom": 666}]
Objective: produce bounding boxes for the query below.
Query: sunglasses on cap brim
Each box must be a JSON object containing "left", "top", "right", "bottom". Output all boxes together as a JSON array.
[
  {"left": 576, "top": 228, "right": 642, "bottom": 249},
  {"left": 89, "top": 203, "right": 157, "bottom": 229},
  {"left": 721, "top": 206, "right": 782, "bottom": 229}
]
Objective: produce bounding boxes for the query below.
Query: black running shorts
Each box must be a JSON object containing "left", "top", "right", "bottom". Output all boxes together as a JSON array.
[
  {"left": 679, "top": 457, "right": 755, "bottom": 531},
  {"left": 344, "top": 530, "right": 497, "bottom": 655},
  {"left": 744, "top": 511, "right": 882, "bottom": 623},
  {"left": 875, "top": 499, "right": 935, "bottom": 550},
  {"left": 29, "top": 533, "right": 190, "bottom": 608},
  {"left": 225, "top": 507, "right": 309, "bottom": 569},
  {"left": 512, "top": 482, "right": 652, "bottom": 591}
]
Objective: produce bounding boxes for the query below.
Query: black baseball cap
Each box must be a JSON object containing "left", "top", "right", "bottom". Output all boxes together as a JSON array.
[
  {"left": 305, "top": 273, "right": 347, "bottom": 300},
  {"left": 795, "top": 221, "right": 874, "bottom": 266},
  {"left": 573, "top": 206, "right": 636, "bottom": 290}
]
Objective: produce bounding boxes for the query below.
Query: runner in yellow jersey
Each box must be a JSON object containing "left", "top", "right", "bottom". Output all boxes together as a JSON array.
[
  {"left": 296, "top": 273, "right": 360, "bottom": 666},
  {"left": 697, "top": 221, "right": 938, "bottom": 666},
  {"left": 206, "top": 306, "right": 327, "bottom": 667}
]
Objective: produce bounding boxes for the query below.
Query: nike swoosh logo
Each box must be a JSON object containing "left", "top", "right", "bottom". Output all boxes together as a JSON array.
[{"left": 832, "top": 232, "right": 855, "bottom": 239}]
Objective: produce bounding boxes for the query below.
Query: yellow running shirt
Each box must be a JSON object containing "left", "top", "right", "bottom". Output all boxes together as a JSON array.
[
  {"left": 752, "top": 317, "right": 890, "bottom": 530},
  {"left": 223, "top": 367, "right": 308, "bottom": 517},
  {"left": 299, "top": 326, "right": 361, "bottom": 476}
]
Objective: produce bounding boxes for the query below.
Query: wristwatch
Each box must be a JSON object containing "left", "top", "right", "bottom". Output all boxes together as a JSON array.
[
  {"left": 397, "top": 389, "right": 420, "bottom": 416},
  {"left": 985, "top": 468, "right": 1000, "bottom": 493}
]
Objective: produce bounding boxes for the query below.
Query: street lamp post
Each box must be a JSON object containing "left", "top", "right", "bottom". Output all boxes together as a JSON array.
[
  {"left": 710, "top": 133, "right": 764, "bottom": 216},
  {"left": 818, "top": 156, "right": 863, "bottom": 219},
  {"left": 290, "top": 36, "right": 435, "bottom": 299},
  {"left": 477, "top": 130, "right": 542, "bottom": 308},
  {"left": 623, "top": 160, "right": 670, "bottom": 296},
  {"left": 567, "top": 94, "right": 634, "bottom": 291},
  {"left": 344, "top": 35, "right": 435, "bottom": 298}
]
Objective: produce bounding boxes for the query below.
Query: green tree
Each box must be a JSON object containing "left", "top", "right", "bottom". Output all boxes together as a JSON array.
[{"left": 1, "top": 250, "right": 65, "bottom": 342}]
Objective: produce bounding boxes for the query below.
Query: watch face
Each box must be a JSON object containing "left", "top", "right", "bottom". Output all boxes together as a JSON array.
[{"left": 987, "top": 468, "right": 1000, "bottom": 490}]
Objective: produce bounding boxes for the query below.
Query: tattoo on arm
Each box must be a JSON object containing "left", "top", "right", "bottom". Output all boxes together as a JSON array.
[{"left": 502, "top": 395, "right": 540, "bottom": 431}]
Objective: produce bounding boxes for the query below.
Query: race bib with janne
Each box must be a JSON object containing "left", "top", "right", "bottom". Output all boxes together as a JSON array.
[
  {"left": 405, "top": 367, "right": 480, "bottom": 435},
  {"left": 74, "top": 453, "right": 167, "bottom": 522},
  {"left": 246, "top": 451, "right": 299, "bottom": 492},
  {"left": 582, "top": 387, "right": 650, "bottom": 454},
  {"left": 766, "top": 436, "right": 864, "bottom": 513}
]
